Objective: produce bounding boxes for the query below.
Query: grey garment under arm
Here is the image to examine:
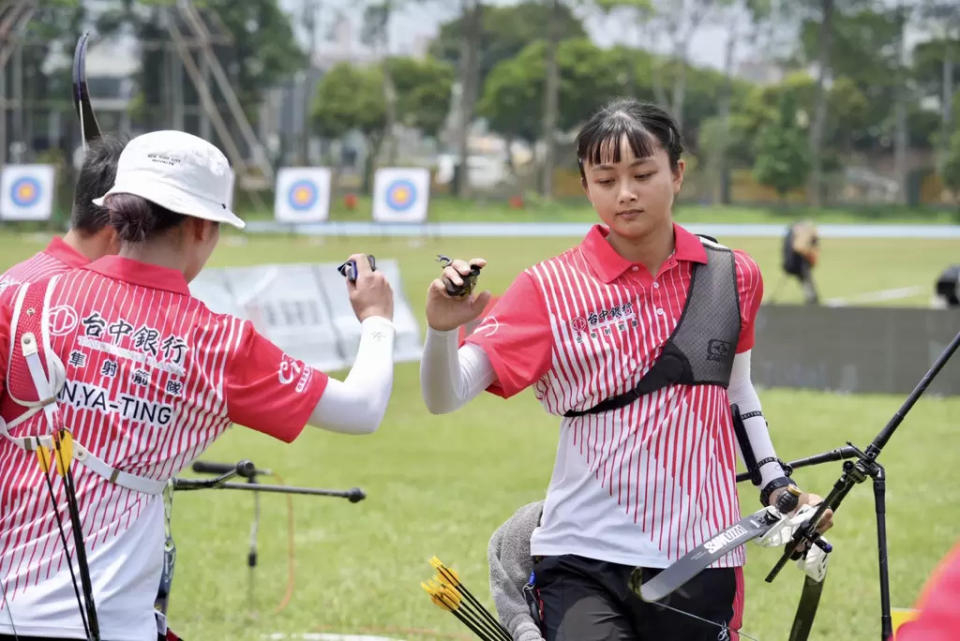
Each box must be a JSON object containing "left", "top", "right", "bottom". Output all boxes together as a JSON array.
[
  {"left": 488, "top": 501, "right": 546, "bottom": 641},
  {"left": 309, "top": 315, "right": 395, "bottom": 434},
  {"left": 420, "top": 326, "right": 496, "bottom": 414},
  {"left": 727, "top": 349, "right": 786, "bottom": 489}
]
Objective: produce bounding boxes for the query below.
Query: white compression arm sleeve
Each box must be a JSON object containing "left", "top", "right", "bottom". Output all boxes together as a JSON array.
[
  {"left": 727, "top": 350, "right": 786, "bottom": 487},
  {"left": 420, "top": 327, "right": 496, "bottom": 414},
  {"left": 309, "top": 316, "right": 395, "bottom": 434}
]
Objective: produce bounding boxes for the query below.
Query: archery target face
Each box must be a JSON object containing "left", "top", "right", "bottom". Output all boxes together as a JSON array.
[
  {"left": 0, "top": 165, "right": 56, "bottom": 221},
  {"left": 373, "top": 168, "right": 429, "bottom": 223},
  {"left": 274, "top": 168, "right": 331, "bottom": 223}
]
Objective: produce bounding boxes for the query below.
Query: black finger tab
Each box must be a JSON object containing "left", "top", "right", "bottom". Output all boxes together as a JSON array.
[{"left": 443, "top": 264, "right": 482, "bottom": 298}]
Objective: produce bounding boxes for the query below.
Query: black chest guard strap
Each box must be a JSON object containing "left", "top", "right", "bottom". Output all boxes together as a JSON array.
[{"left": 564, "top": 240, "right": 741, "bottom": 418}]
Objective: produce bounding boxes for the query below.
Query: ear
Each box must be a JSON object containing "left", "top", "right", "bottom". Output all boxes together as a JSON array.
[
  {"left": 103, "top": 226, "right": 120, "bottom": 254},
  {"left": 191, "top": 218, "right": 219, "bottom": 242},
  {"left": 186, "top": 217, "right": 205, "bottom": 242},
  {"left": 672, "top": 159, "right": 686, "bottom": 194}
]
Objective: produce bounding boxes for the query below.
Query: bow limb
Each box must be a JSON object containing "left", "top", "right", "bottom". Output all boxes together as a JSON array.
[{"left": 72, "top": 32, "right": 102, "bottom": 150}]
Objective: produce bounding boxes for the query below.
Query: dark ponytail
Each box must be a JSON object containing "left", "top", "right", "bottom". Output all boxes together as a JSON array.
[
  {"left": 576, "top": 99, "right": 684, "bottom": 179},
  {"left": 105, "top": 194, "right": 186, "bottom": 243}
]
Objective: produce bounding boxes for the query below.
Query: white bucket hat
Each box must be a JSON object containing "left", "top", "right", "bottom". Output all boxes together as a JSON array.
[{"left": 93, "top": 130, "right": 245, "bottom": 229}]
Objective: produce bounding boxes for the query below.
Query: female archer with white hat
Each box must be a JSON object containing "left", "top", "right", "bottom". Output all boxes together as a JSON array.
[{"left": 0, "top": 131, "right": 395, "bottom": 640}]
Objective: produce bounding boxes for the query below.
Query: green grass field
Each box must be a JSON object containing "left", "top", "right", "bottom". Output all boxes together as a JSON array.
[
  {"left": 232, "top": 194, "right": 960, "bottom": 225},
  {"left": 0, "top": 227, "right": 958, "bottom": 640}
]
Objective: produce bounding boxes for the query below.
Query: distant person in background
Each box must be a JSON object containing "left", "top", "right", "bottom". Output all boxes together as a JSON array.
[
  {"left": 934, "top": 265, "right": 960, "bottom": 308},
  {"left": 781, "top": 221, "right": 820, "bottom": 305},
  {"left": 0, "top": 135, "right": 125, "bottom": 289}
]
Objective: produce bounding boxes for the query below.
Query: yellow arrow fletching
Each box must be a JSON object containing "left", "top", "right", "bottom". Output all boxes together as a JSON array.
[
  {"left": 438, "top": 566, "right": 461, "bottom": 586},
  {"left": 422, "top": 581, "right": 453, "bottom": 612},
  {"left": 429, "top": 556, "right": 444, "bottom": 569},
  {"left": 438, "top": 584, "right": 461, "bottom": 609},
  {"left": 36, "top": 445, "right": 52, "bottom": 473},
  {"left": 53, "top": 430, "right": 73, "bottom": 477}
]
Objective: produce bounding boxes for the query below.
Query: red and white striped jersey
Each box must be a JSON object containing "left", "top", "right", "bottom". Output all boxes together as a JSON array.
[
  {"left": 466, "top": 224, "right": 763, "bottom": 569},
  {"left": 0, "top": 256, "right": 328, "bottom": 639},
  {"left": 0, "top": 236, "right": 89, "bottom": 293}
]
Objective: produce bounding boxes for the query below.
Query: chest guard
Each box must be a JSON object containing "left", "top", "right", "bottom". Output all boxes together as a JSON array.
[
  {"left": 565, "top": 238, "right": 741, "bottom": 418},
  {"left": 0, "top": 278, "right": 166, "bottom": 494}
]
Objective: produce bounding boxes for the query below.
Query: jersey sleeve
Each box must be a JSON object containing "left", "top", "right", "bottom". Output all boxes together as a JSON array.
[
  {"left": 464, "top": 271, "right": 553, "bottom": 398},
  {"left": 733, "top": 250, "right": 764, "bottom": 353},
  {"left": 224, "top": 322, "right": 329, "bottom": 442},
  {"left": 0, "top": 286, "right": 16, "bottom": 400}
]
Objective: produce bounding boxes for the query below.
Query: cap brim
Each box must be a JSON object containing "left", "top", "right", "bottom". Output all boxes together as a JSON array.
[{"left": 93, "top": 176, "right": 245, "bottom": 230}]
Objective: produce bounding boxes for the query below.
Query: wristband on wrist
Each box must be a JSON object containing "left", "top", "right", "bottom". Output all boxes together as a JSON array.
[{"left": 760, "top": 476, "right": 798, "bottom": 507}]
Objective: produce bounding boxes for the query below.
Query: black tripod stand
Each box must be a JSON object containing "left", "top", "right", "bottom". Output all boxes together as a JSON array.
[{"left": 740, "top": 329, "right": 960, "bottom": 641}]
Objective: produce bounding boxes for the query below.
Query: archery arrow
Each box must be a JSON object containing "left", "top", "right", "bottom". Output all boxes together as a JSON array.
[
  {"left": 423, "top": 558, "right": 512, "bottom": 641},
  {"left": 35, "top": 432, "right": 94, "bottom": 640},
  {"left": 50, "top": 429, "right": 100, "bottom": 641}
]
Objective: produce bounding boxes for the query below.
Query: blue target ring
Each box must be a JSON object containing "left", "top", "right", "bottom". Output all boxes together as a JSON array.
[
  {"left": 10, "top": 176, "right": 42, "bottom": 207},
  {"left": 385, "top": 179, "right": 417, "bottom": 211},
  {"left": 287, "top": 179, "right": 319, "bottom": 212}
]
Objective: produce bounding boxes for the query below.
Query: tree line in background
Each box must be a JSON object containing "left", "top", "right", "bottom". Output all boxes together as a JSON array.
[{"left": 6, "top": 0, "right": 960, "bottom": 206}]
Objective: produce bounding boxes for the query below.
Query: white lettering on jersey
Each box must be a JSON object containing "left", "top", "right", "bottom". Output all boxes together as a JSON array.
[
  {"left": 278, "top": 358, "right": 302, "bottom": 385},
  {"left": 295, "top": 365, "right": 314, "bottom": 394},
  {"left": 48, "top": 305, "right": 79, "bottom": 336},
  {"left": 78, "top": 337, "right": 186, "bottom": 376}
]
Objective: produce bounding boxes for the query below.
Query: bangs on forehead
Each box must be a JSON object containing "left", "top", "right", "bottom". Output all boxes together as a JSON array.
[{"left": 582, "top": 116, "right": 656, "bottom": 168}]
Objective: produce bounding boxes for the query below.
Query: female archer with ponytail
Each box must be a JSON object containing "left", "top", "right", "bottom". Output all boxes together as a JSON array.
[
  {"left": 422, "top": 99, "right": 834, "bottom": 641},
  {"left": 0, "top": 130, "right": 396, "bottom": 639}
]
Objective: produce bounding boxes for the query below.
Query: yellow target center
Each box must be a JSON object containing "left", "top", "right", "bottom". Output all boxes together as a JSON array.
[{"left": 294, "top": 187, "right": 311, "bottom": 204}]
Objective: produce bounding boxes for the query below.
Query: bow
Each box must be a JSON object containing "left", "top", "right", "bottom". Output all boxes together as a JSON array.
[
  {"left": 630, "top": 495, "right": 830, "bottom": 641},
  {"left": 72, "top": 32, "right": 102, "bottom": 150},
  {"left": 0, "top": 34, "right": 110, "bottom": 640}
]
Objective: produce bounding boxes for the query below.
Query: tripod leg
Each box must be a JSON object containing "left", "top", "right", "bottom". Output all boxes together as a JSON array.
[{"left": 873, "top": 466, "right": 893, "bottom": 641}]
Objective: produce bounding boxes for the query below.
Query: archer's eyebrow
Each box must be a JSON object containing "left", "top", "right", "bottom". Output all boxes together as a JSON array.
[{"left": 590, "top": 159, "right": 653, "bottom": 171}]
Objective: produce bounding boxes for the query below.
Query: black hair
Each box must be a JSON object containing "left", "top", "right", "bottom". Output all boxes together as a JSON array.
[
  {"left": 104, "top": 194, "right": 187, "bottom": 243},
  {"left": 71, "top": 135, "right": 128, "bottom": 234},
  {"left": 576, "top": 99, "right": 684, "bottom": 179}
]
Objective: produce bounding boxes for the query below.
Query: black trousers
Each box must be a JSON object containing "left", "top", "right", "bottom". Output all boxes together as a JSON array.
[{"left": 534, "top": 555, "right": 742, "bottom": 641}]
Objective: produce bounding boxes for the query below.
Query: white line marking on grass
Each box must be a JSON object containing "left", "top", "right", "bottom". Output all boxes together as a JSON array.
[
  {"left": 825, "top": 285, "right": 927, "bottom": 306},
  {"left": 243, "top": 221, "right": 960, "bottom": 239},
  {"left": 265, "top": 634, "right": 405, "bottom": 641}
]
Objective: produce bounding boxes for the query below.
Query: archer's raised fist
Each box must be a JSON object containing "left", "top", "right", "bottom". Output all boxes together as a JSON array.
[{"left": 426, "top": 257, "right": 490, "bottom": 331}]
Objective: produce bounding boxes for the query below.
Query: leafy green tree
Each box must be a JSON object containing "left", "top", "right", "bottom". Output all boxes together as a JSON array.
[
  {"left": 100, "top": 0, "right": 303, "bottom": 129},
  {"left": 429, "top": 0, "right": 586, "bottom": 89},
  {"left": 386, "top": 56, "right": 455, "bottom": 138},
  {"left": 312, "top": 63, "right": 386, "bottom": 193},
  {"left": 944, "top": 127, "right": 960, "bottom": 196},
  {"left": 478, "top": 38, "right": 627, "bottom": 148},
  {"left": 753, "top": 94, "right": 811, "bottom": 199},
  {"left": 198, "top": 0, "right": 305, "bottom": 109},
  {"left": 477, "top": 48, "right": 540, "bottom": 152}
]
